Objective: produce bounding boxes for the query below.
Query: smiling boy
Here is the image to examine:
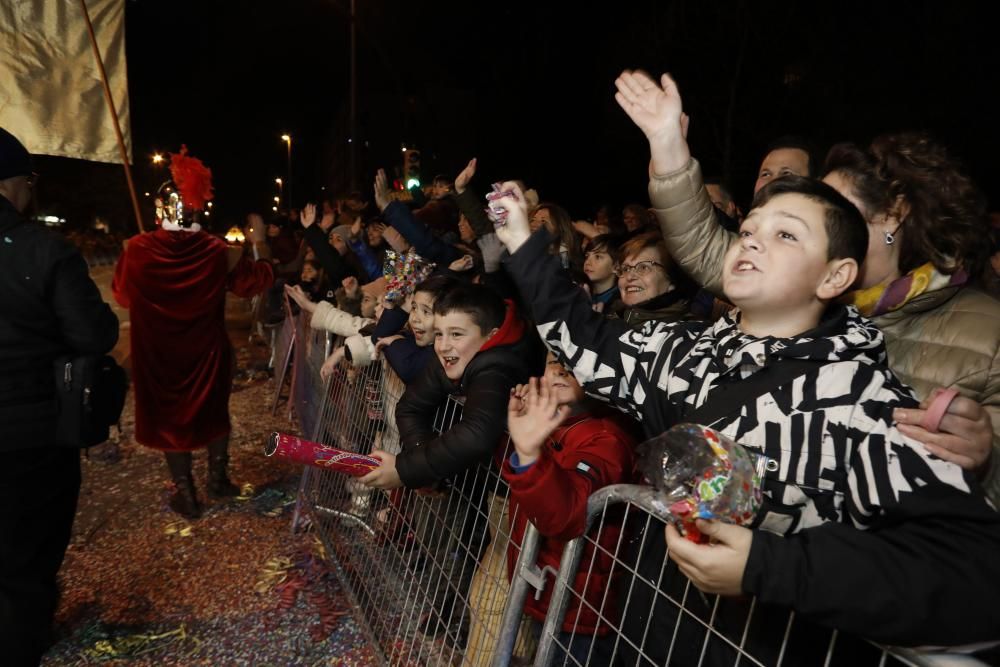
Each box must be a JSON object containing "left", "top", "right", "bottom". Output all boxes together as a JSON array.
[
  {"left": 360, "top": 282, "right": 540, "bottom": 491},
  {"left": 359, "top": 283, "right": 540, "bottom": 641},
  {"left": 491, "top": 138, "right": 1000, "bottom": 646}
]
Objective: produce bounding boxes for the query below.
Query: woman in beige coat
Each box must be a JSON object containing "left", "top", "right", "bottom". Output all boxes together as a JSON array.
[{"left": 614, "top": 70, "right": 1000, "bottom": 505}]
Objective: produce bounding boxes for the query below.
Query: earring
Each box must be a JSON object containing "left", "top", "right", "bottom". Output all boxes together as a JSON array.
[{"left": 884, "top": 230, "right": 895, "bottom": 246}]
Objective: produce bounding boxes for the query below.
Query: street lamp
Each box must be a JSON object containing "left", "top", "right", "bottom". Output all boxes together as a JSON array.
[
  {"left": 152, "top": 153, "right": 164, "bottom": 165},
  {"left": 280, "top": 134, "right": 292, "bottom": 208}
]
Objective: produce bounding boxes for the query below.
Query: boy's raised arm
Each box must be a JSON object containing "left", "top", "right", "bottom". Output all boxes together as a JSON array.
[
  {"left": 494, "top": 184, "right": 649, "bottom": 420},
  {"left": 615, "top": 70, "right": 735, "bottom": 296}
]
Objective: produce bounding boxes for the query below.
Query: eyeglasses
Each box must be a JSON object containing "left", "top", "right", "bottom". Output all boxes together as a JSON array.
[
  {"left": 25, "top": 172, "right": 39, "bottom": 187},
  {"left": 614, "top": 260, "right": 664, "bottom": 277}
]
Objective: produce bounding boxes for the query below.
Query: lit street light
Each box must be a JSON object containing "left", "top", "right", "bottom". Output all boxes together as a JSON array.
[
  {"left": 152, "top": 153, "right": 164, "bottom": 165},
  {"left": 281, "top": 134, "right": 292, "bottom": 209}
]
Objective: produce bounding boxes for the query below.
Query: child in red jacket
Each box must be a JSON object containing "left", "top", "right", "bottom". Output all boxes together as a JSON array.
[{"left": 503, "top": 352, "right": 636, "bottom": 663}]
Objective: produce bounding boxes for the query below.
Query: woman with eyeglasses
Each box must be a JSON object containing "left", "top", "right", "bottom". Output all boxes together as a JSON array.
[{"left": 612, "top": 231, "right": 697, "bottom": 328}]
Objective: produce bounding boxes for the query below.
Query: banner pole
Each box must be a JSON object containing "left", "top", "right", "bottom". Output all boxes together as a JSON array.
[{"left": 79, "top": 0, "right": 145, "bottom": 233}]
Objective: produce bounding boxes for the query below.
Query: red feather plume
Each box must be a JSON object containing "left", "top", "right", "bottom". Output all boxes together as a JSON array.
[{"left": 168, "top": 145, "right": 214, "bottom": 211}]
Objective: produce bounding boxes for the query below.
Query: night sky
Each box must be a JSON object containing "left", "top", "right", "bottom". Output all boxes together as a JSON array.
[{"left": 35, "top": 0, "right": 1000, "bottom": 234}]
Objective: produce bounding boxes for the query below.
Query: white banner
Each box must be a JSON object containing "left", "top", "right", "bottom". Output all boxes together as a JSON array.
[{"left": 0, "top": 0, "right": 131, "bottom": 164}]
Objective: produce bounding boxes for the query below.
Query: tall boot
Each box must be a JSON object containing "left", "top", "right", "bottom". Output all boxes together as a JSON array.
[
  {"left": 207, "top": 436, "right": 239, "bottom": 498},
  {"left": 164, "top": 452, "right": 201, "bottom": 519}
]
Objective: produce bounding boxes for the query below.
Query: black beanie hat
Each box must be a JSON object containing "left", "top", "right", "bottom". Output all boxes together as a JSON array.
[{"left": 0, "top": 127, "right": 32, "bottom": 181}]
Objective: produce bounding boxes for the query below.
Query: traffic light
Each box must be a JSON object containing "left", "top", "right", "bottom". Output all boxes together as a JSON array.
[{"left": 403, "top": 148, "right": 421, "bottom": 189}]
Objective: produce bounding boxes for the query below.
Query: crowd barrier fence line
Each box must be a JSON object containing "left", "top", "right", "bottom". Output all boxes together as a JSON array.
[{"left": 274, "top": 311, "right": 990, "bottom": 667}]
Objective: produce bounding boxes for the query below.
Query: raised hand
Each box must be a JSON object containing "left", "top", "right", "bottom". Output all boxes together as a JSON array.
[
  {"left": 476, "top": 233, "right": 504, "bottom": 272},
  {"left": 374, "top": 169, "right": 392, "bottom": 212},
  {"left": 614, "top": 70, "right": 690, "bottom": 174},
  {"left": 383, "top": 225, "right": 410, "bottom": 253},
  {"left": 320, "top": 210, "right": 335, "bottom": 231},
  {"left": 350, "top": 215, "right": 363, "bottom": 239},
  {"left": 572, "top": 220, "right": 600, "bottom": 239},
  {"left": 341, "top": 276, "right": 359, "bottom": 299},
  {"left": 284, "top": 283, "right": 318, "bottom": 313},
  {"left": 489, "top": 181, "right": 532, "bottom": 254},
  {"left": 301, "top": 203, "right": 317, "bottom": 228},
  {"left": 455, "top": 158, "right": 477, "bottom": 195},
  {"left": 506, "top": 377, "right": 571, "bottom": 466}
]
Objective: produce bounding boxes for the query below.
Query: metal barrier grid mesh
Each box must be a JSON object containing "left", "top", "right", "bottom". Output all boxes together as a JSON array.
[
  {"left": 529, "top": 485, "right": 987, "bottom": 667},
  {"left": 292, "top": 324, "right": 536, "bottom": 666},
  {"left": 280, "top": 313, "right": 991, "bottom": 667}
]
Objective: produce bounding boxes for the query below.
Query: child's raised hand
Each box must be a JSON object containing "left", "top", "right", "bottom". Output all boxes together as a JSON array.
[
  {"left": 614, "top": 70, "right": 691, "bottom": 174},
  {"left": 506, "top": 377, "right": 570, "bottom": 466},
  {"left": 284, "top": 284, "right": 317, "bottom": 313},
  {"left": 491, "top": 181, "right": 532, "bottom": 254},
  {"left": 341, "top": 276, "right": 359, "bottom": 298},
  {"left": 374, "top": 168, "right": 392, "bottom": 212},
  {"left": 455, "top": 158, "right": 477, "bottom": 195},
  {"left": 301, "top": 203, "right": 317, "bottom": 228}
]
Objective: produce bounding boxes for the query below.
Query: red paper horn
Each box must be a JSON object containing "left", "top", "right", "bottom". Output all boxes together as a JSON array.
[{"left": 264, "top": 432, "right": 380, "bottom": 477}]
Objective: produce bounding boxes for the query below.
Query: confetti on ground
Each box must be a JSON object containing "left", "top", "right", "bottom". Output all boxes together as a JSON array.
[{"left": 42, "top": 295, "right": 377, "bottom": 665}]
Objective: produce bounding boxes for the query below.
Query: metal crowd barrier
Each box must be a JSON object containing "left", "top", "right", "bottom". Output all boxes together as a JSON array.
[
  {"left": 281, "top": 310, "right": 992, "bottom": 667},
  {"left": 525, "top": 485, "right": 991, "bottom": 667}
]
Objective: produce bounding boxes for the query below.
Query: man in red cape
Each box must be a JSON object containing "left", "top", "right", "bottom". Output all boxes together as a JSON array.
[{"left": 113, "top": 147, "right": 273, "bottom": 518}]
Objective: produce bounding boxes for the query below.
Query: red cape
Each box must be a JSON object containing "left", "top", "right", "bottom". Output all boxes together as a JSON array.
[{"left": 112, "top": 229, "right": 273, "bottom": 451}]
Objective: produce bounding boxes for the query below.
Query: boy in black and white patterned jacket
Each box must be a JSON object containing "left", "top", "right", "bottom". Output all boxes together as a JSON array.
[{"left": 489, "top": 90, "right": 1000, "bottom": 648}]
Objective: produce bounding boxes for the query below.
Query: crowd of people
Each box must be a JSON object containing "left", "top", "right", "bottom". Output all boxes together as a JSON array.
[
  {"left": 4, "top": 60, "right": 1000, "bottom": 664},
  {"left": 271, "top": 69, "right": 1000, "bottom": 660}
]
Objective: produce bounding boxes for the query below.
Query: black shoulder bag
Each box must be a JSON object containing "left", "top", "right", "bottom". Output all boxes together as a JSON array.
[{"left": 53, "top": 353, "right": 128, "bottom": 449}]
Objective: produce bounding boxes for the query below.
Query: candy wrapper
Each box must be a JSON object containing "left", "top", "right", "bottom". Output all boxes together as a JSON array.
[
  {"left": 264, "top": 432, "right": 380, "bottom": 477},
  {"left": 485, "top": 182, "right": 518, "bottom": 228},
  {"left": 637, "top": 424, "right": 762, "bottom": 543},
  {"left": 382, "top": 249, "right": 435, "bottom": 304}
]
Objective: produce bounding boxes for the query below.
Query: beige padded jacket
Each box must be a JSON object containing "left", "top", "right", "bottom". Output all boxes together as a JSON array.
[{"left": 648, "top": 158, "right": 1000, "bottom": 505}]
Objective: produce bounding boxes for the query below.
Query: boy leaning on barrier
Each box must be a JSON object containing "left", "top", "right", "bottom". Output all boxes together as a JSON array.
[
  {"left": 359, "top": 282, "right": 544, "bottom": 640},
  {"left": 503, "top": 353, "right": 637, "bottom": 663},
  {"left": 490, "top": 88, "right": 1000, "bottom": 647}
]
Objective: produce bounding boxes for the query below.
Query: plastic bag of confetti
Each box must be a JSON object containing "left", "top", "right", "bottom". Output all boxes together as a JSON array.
[{"left": 638, "top": 423, "right": 762, "bottom": 543}]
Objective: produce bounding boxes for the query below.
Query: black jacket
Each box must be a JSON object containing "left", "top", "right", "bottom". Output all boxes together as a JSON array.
[
  {"left": 0, "top": 196, "right": 119, "bottom": 449},
  {"left": 394, "top": 305, "right": 543, "bottom": 488}
]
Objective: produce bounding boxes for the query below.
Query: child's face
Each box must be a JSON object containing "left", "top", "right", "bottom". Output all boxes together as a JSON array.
[
  {"left": 408, "top": 291, "right": 436, "bottom": 347},
  {"left": 433, "top": 310, "right": 496, "bottom": 381},
  {"left": 300, "top": 263, "right": 318, "bottom": 283},
  {"left": 618, "top": 247, "right": 672, "bottom": 306},
  {"left": 583, "top": 246, "right": 615, "bottom": 285},
  {"left": 361, "top": 292, "right": 378, "bottom": 319},
  {"left": 367, "top": 224, "right": 384, "bottom": 246},
  {"left": 543, "top": 353, "right": 585, "bottom": 406},
  {"left": 722, "top": 193, "right": 834, "bottom": 311}
]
